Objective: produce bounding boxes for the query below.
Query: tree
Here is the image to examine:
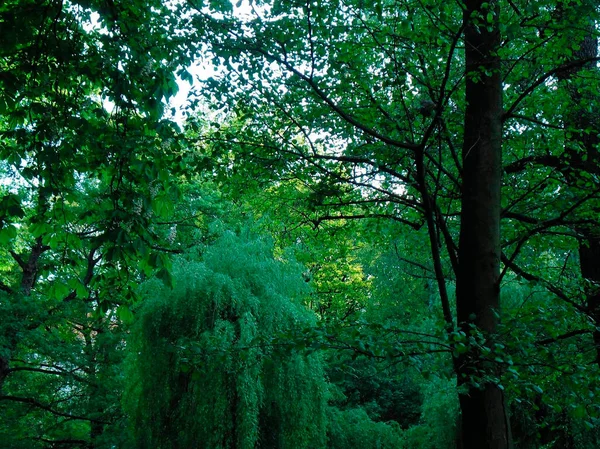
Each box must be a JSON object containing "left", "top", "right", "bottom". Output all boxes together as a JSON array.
[
  {"left": 3, "top": 0, "right": 600, "bottom": 446},
  {"left": 124, "top": 231, "right": 327, "bottom": 449},
  {"left": 553, "top": 2, "right": 600, "bottom": 366},
  {"left": 0, "top": 0, "right": 195, "bottom": 446},
  {"left": 455, "top": 1, "right": 509, "bottom": 448},
  {"left": 183, "top": 0, "right": 600, "bottom": 447}
]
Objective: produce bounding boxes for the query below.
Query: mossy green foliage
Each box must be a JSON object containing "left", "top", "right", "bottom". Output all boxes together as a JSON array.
[
  {"left": 402, "top": 375, "right": 459, "bottom": 449},
  {"left": 327, "top": 407, "right": 403, "bottom": 449},
  {"left": 124, "top": 231, "right": 327, "bottom": 449}
]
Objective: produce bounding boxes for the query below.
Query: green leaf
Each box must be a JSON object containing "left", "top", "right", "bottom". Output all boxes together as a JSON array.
[
  {"left": 117, "top": 305, "right": 135, "bottom": 324},
  {"left": 157, "top": 268, "right": 174, "bottom": 288},
  {"left": 0, "top": 224, "right": 17, "bottom": 244},
  {"left": 374, "top": 1, "right": 383, "bottom": 18},
  {"left": 573, "top": 405, "right": 587, "bottom": 419},
  {"left": 50, "top": 282, "right": 71, "bottom": 301}
]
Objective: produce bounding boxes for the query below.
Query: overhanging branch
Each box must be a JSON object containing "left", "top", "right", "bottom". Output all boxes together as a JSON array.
[{"left": 1, "top": 395, "right": 109, "bottom": 424}]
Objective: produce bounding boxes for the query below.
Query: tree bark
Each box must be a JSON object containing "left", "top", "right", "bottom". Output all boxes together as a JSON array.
[{"left": 455, "top": 1, "right": 511, "bottom": 448}]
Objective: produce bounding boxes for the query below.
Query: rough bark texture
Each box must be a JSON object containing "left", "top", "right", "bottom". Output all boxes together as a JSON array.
[{"left": 456, "top": 1, "right": 511, "bottom": 448}]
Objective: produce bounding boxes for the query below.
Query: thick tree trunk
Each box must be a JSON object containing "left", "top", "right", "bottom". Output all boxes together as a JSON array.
[
  {"left": 580, "top": 239, "right": 600, "bottom": 365},
  {"left": 455, "top": 1, "right": 511, "bottom": 448}
]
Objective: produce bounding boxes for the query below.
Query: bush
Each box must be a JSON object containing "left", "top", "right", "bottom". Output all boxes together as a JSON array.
[{"left": 327, "top": 407, "right": 404, "bottom": 449}]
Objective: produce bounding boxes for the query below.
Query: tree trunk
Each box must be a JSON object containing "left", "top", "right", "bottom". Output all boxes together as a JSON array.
[
  {"left": 0, "top": 238, "right": 48, "bottom": 396},
  {"left": 580, "top": 240, "right": 600, "bottom": 365},
  {"left": 87, "top": 328, "right": 105, "bottom": 449},
  {"left": 0, "top": 356, "right": 8, "bottom": 395},
  {"left": 455, "top": 1, "right": 511, "bottom": 448}
]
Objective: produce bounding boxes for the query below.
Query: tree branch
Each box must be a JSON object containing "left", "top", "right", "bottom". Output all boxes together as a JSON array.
[
  {"left": 0, "top": 280, "right": 13, "bottom": 294},
  {"left": 1, "top": 395, "right": 109, "bottom": 424},
  {"left": 504, "top": 113, "right": 564, "bottom": 130},
  {"left": 34, "top": 438, "right": 88, "bottom": 446},
  {"left": 243, "top": 43, "right": 420, "bottom": 152},
  {"left": 501, "top": 253, "right": 587, "bottom": 313},
  {"left": 503, "top": 56, "right": 600, "bottom": 120},
  {"left": 537, "top": 329, "right": 592, "bottom": 346},
  {"left": 504, "top": 155, "right": 562, "bottom": 174},
  {"left": 312, "top": 214, "right": 422, "bottom": 230}
]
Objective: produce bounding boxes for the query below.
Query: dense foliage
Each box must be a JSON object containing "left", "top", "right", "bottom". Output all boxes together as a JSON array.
[
  {"left": 125, "top": 232, "right": 327, "bottom": 449},
  {"left": 2, "top": 0, "right": 600, "bottom": 448}
]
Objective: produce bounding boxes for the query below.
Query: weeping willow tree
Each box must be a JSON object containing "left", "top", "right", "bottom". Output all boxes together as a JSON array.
[{"left": 124, "top": 231, "right": 327, "bottom": 449}]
